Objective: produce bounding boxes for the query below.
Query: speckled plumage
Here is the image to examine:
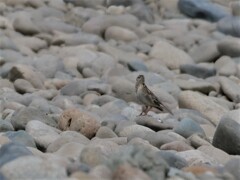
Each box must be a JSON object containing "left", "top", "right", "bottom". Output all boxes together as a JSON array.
[{"left": 135, "top": 75, "right": 173, "bottom": 116}]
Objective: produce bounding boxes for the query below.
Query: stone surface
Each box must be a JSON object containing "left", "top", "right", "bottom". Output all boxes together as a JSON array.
[
  {"left": 178, "top": 0, "right": 229, "bottom": 22},
  {"left": 219, "top": 76, "right": 240, "bottom": 103},
  {"left": 11, "top": 107, "right": 57, "bottom": 130},
  {"left": 212, "top": 116, "right": 240, "bottom": 155},
  {"left": 0, "top": 143, "right": 33, "bottom": 167},
  {"left": 0, "top": 156, "right": 67, "bottom": 179},
  {"left": 4, "top": 130, "right": 36, "bottom": 148},
  {"left": 179, "top": 91, "right": 228, "bottom": 125},
  {"left": 58, "top": 108, "right": 100, "bottom": 139},
  {"left": 47, "top": 131, "right": 90, "bottom": 153},
  {"left": 218, "top": 36, "right": 240, "bottom": 57},
  {"left": 149, "top": 40, "right": 194, "bottom": 69},
  {"left": 173, "top": 118, "right": 205, "bottom": 138},
  {"left": 25, "top": 120, "right": 61, "bottom": 150},
  {"left": 0, "top": 120, "right": 14, "bottom": 132}
]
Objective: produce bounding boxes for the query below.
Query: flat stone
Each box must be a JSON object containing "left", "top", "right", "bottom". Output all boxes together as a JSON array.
[
  {"left": 218, "top": 36, "right": 240, "bottom": 57},
  {"left": 11, "top": 107, "right": 57, "bottom": 130},
  {"left": 0, "top": 156, "right": 67, "bottom": 179},
  {"left": 47, "top": 131, "right": 90, "bottom": 153},
  {"left": 178, "top": 0, "right": 229, "bottom": 22},
  {"left": 25, "top": 120, "right": 61, "bottom": 150},
  {"left": 219, "top": 76, "right": 240, "bottom": 103},
  {"left": 180, "top": 64, "right": 216, "bottom": 78},
  {"left": 0, "top": 143, "right": 33, "bottom": 167},
  {"left": 149, "top": 40, "right": 194, "bottom": 69},
  {"left": 198, "top": 145, "right": 230, "bottom": 164},
  {"left": 179, "top": 91, "right": 228, "bottom": 125},
  {"left": 173, "top": 118, "right": 205, "bottom": 138},
  {"left": 4, "top": 130, "right": 36, "bottom": 148}
]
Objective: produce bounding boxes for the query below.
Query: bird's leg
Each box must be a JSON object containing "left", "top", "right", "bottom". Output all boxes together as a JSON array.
[
  {"left": 143, "top": 106, "right": 151, "bottom": 115},
  {"left": 139, "top": 105, "right": 147, "bottom": 116}
]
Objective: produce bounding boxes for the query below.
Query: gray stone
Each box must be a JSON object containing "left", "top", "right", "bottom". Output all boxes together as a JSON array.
[
  {"left": 13, "top": 78, "right": 36, "bottom": 94},
  {"left": 96, "top": 126, "right": 118, "bottom": 139},
  {"left": 54, "top": 142, "right": 86, "bottom": 161},
  {"left": 173, "top": 118, "right": 205, "bottom": 138},
  {"left": 177, "top": 150, "right": 217, "bottom": 166},
  {"left": 219, "top": 76, "right": 240, "bottom": 103},
  {"left": 33, "top": 54, "right": 63, "bottom": 78},
  {"left": 178, "top": 0, "right": 229, "bottom": 22},
  {"left": 112, "top": 162, "right": 151, "bottom": 180},
  {"left": 52, "top": 31, "right": 102, "bottom": 46},
  {"left": 82, "top": 14, "right": 140, "bottom": 37},
  {"left": 105, "top": 26, "right": 139, "bottom": 42},
  {"left": 188, "top": 41, "right": 220, "bottom": 63},
  {"left": 25, "top": 120, "right": 61, "bottom": 150},
  {"left": 47, "top": 131, "right": 90, "bottom": 153},
  {"left": 8, "top": 64, "right": 45, "bottom": 89},
  {"left": 60, "top": 79, "right": 100, "bottom": 96},
  {"left": 0, "top": 156, "right": 67, "bottom": 179},
  {"left": 215, "top": 56, "right": 237, "bottom": 76},
  {"left": 63, "top": 0, "right": 104, "bottom": 7},
  {"left": 160, "top": 141, "right": 194, "bottom": 152},
  {"left": 174, "top": 78, "right": 216, "bottom": 94},
  {"left": 179, "top": 91, "right": 228, "bottom": 125},
  {"left": 157, "top": 151, "right": 188, "bottom": 169},
  {"left": 0, "top": 120, "right": 14, "bottom": 132},
  {"left": 4, "top": 130, "right": 36, "bottom": 148},
  {"left": 11, "top": 107, "right": 57, "bottom": 130},
  {"left": 218, "top": 36, "right": 240, "bottom": 57},
  {"left": 198, "top": 145, "right": 230, "bottom": 164},
  {"left": 213, "top": 117, "right": 240, "bottom": 155},
  {"left": 107, "top": 145, "right": 169, "bottom": 180},
  {"left": 0, "top": 143, "right": 33, "bottom": 167},
  {"left": 217, "top": 16, "right": 240, "bottom": 38},
  {"left": 127, "top": 60, "right": 148, "bottom": 72},
  {"left": 224, "top": 158, "right": 240, "bottom": 180},
  {"left": 149, "top": 40, "right": 194, "bottom": 70},
  {"left": 180, "top": 64, "right": 216, "bottom": 78},
  {"left": 13, "top": 12, "right": 40, "bottom": 35},
  {"left": 135, "top": 116, "right": 173, "bottom": 131}
]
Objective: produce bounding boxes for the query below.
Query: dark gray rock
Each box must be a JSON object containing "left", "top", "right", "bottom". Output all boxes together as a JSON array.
[
  {"left": 178, "top": 0, "right": 230, "bottom": 22},
  {"left": 4, "top": 130, "right": 36, "bottom": 148},
  {"left": 0, "top": 143, "right": 32, "bottom": 167},
  {"left": 107, "top": 145, "right": 169, "bottom": 180},
  {"left": 213, "top": 117, "right": 240, "bottom": 155},
  {"left": 157, "top": 151, "right": 188, "bottom": 169},
  {"left": 180, "top": 64, "right": 216, "bottom": 79},
  {"left": 11, "top": 107, "right": 57, "bottom": 130},
  {"left": 174, "top": 118, "right": 205, "bottom": 138}
]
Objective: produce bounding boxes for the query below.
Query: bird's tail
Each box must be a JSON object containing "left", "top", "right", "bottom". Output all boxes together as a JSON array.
[{"left": 157, "top": 103, "right": 174, "bottom": 116}]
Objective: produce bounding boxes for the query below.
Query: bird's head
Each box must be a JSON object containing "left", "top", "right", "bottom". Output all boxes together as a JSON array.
[{"left": 136, "top": 74, "right": 145, "bottom": 84}]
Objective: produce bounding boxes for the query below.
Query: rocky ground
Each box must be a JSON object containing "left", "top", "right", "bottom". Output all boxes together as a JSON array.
[{"left": 0, "top": 0, "right": 240, "bottom": 179}]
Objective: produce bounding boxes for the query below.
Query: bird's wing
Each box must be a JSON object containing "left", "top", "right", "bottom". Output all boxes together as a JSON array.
[{"left": 144, "top": 85, "right": 174, "bottom": 115}]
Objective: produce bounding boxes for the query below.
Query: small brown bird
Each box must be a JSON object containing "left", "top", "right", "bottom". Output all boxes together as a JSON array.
[{"left": 135, "top": 74, "right": 173, "bottom": 116}]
